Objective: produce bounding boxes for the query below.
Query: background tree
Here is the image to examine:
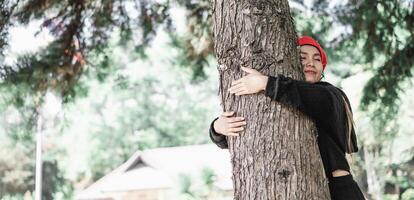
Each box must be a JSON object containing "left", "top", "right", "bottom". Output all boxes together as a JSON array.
[
  {"left": 86, "top": 42, "right": 217, "bottom": 181},
  {"left": 0, "top": 34, "right": 219, "bottom": 198},
  {"left": 0, "top": 84, "right": 73, "bottom": 200}
]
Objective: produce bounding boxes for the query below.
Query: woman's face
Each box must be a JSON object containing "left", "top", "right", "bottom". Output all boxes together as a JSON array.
[{"left": 300, "top": 45, "right": 324, "bottom": 83}]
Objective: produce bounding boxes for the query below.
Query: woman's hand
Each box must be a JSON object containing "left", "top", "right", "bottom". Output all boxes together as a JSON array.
[
  {"left": 229, "top": 67, "right": 268, "bottom": 96},
  {"left": 213, "top": 111, "right": 246, "bottom": 136}
]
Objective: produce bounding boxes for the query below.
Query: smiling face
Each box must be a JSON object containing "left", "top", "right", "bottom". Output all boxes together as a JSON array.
[{"left": 300, "top": 45, "right": 324, "bottom": 83}]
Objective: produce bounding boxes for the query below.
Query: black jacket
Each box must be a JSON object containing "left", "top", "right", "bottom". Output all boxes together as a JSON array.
[{"left": 209, "top": 75, "right": 359, "bottom": 180}]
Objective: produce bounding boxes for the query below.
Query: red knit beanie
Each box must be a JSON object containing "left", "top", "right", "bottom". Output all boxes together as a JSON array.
[{"left": 297, "top": 36, "right": 328, "bottom": 69}]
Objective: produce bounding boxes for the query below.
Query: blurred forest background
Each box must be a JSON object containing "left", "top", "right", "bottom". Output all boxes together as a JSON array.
[{"left": 0, "top": 0, "right": 413, "bottom": 199}]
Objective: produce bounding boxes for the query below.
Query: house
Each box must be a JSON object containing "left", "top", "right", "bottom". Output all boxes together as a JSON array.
[{"left": 76, "top": 144, "right": 233, "bottom": 200}]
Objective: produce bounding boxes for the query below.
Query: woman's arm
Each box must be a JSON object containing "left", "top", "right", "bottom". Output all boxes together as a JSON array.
[
  {"left": 264, "top": 75, "right": 335, "bottom": 126},
  {"left": 209, "top": 118, "right": 229, "bottom": 149},
  {"left": 227, "top": 67, "right": 358, "bottom": 153},
  {"left": 209, "top": 112, "right": 246, "bottom": 149},
  {"left": 265, "top": 75, "right": 358, "bottom": 153},
  {"left": 228, "top": 66, "right": 335, "bottom": 122}
]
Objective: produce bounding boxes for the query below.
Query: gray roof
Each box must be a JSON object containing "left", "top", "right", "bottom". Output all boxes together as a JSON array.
[{"left": 76, "top": 144, "right": 233, "bottom": 199}]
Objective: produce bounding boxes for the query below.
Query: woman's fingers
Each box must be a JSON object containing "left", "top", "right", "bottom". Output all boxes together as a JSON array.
[
  {"left": 231, "top": 78, "right": 243, "bottom": 86},
  {"left": 229, "top": 83, "right": 244, "bottom": 93},
  {"left": 221, "top": 111, "right": 235, "bottom": 117},
  {"left": 225, "top": 132, "right": 240, "bottom": 136},
  {"left": 240, "top": 66, "right": 255, "bottom": 74},
  {"left": 235, "top": 90, "right": 249, "bottom": 96},
  {"left": 222, "top": 118, "right": 247, "bottom": 136},
  {"left": 229, "top": 75, "right": 257, "bottom": 96},
  {"left": 227, "top": 117, "right": 244, "bottom": 123},
  {"left": 229, "top": 127, "right": 244, "bottom": 132},
  {"left": 241, "top": 67, "right": 262, "bottom": 75},
  {"left": 230, "top": 87, "right": 246, "bottom": 95},
  {"left": 228, "top": 121, "right": 247, "bottom": 128}
]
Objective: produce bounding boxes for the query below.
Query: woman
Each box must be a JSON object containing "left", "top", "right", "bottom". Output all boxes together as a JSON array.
[{"left": 209, "top": 36, "right": 365, "bottom": 200}]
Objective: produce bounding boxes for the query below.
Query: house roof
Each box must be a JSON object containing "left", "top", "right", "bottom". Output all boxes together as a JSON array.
[{"left": 76, "top": 144, "right": 233, "bottom": 200}]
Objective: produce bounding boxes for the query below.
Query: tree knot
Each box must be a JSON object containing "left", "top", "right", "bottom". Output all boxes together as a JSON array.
[{"left": 277, "top": 169, "right": 291, "bottom": 179}]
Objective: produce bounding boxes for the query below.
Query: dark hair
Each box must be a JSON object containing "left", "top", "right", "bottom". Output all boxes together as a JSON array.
[{"left": 342, "top": 96, "right": 356, "bottom": 153}]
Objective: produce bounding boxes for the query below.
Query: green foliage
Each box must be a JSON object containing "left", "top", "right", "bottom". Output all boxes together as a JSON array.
[
  {"left": 0, "top": 83, "right": 37, "bottom": 145},
  {"left": 0, "top": 142, "right": 33, "bottom": 197},
  {"left": 168, "top": 32, "right": 211, "bottom": 82},
  {"left": 0, "top": 195, "right": 26, "bottom": 200},
  {"left": 0, "top": 83, "right": 73, "bottom": 199},
  {"left": 54, "top": 41, "right": 219, "bottom": 182},
  {"left": 85, "top": 73, "right": 214, "bottom": 180},
  {"left": 1, "top": 0, "right": 412, "bottom": 132},
  {"left": 402, "top": 188, "right": 414, "bottom": 200},
  {"left": 0, "top": 139, "right": 71, "bottom": 200},
  {"left": 291, "top": 0, "right": 414, "bottom": 137},
  {"left": 167, "top": 0, "right": 213, "bottom": 81},
  {"left": 200, "top": 167, "right": 215, "bottom": 187},
  {"left": 41, "top": 160, "right": 73, "bottom": 200},
  {"left": 360, "top": 41, "right": 414, "bottom": 135},
  {"left": 177, "top": 168, "right": 216, "bottom": 200},
  {"left": 178, "top": 173, "right": 193, "bottom": 196},
  {"left": 1, "top": 9, "right": 219, "bottom": 194},
  {"left": 0, "top": 0, "right": 218, "bottom": 98},
  {"left": 0, "top": 0, "right": 19, "bottom": 57},
  {"left": 334, "top": 0, "right": 413, "bottom": 134}
]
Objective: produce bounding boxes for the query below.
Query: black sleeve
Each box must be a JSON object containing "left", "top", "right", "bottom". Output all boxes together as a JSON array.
[
  {"left": 318, "top": 129, "right": 351, "bottom": 177},
  {"left": 209, "top": 117, "right": 229, "bottom": 149},
  {"left": 264, "top": 75, "right": 357, "bottom": 153},
  {"left": 264, "top": 75, "right": 335, "bottom": 128}
]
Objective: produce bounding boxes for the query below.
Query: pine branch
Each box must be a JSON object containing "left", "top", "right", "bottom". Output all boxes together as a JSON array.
[
  {"left": 361, "top": 40, "right": 414, "bottom": 132},
  {"left": 0, "top": 0, "right": 20, "bottom": 56}
]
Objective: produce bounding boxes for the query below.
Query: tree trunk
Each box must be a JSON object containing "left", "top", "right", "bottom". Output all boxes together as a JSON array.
[
  {"left": 210, "top": 0, "right": 330, "bottom": 199},
  {"left": 364, "top": 145, "right": 385, "bottom": 200}
]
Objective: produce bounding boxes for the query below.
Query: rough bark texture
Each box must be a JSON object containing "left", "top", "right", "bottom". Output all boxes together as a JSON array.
[
  {"left": 364, "top": 146, "right": 385, "bottom": 200},
  {"left": 210, "top": 0, "right": 331, "bottom": 199}
]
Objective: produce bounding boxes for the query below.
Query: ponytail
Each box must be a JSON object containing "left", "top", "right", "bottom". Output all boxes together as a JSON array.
[
  {"left": 342, "top": 96, "right": 355, "bottom": 165},
  {"left": 342, "top": 96, "right": 355, "bottom": 153}
]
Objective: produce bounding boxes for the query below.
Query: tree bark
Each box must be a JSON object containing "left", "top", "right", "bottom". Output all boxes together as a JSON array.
[
  {"left": 364, "top": 145, "right": 385, "bottom": 200},
  {"left": 210, "top": 0, "right": 330, "bottom": 199}
]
